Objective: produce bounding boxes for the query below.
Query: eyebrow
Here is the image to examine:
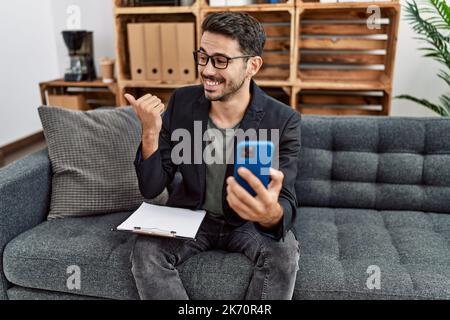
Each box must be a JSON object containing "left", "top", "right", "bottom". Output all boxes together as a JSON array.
[{"left": 199, "top": 47, "right": 230, "bottom": 58}]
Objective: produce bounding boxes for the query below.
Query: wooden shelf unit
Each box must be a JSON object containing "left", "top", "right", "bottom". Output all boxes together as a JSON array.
[
  {"left": 39, "top": 78, "right": 119, "bottom": 110},
  {"left": 113, "top": 0, "right": 400, "bottom": 115}
]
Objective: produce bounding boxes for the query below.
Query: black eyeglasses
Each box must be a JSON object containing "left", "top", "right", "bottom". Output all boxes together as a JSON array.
[{"left": 193, "top": 50, "right": 254, "bottom": 70}]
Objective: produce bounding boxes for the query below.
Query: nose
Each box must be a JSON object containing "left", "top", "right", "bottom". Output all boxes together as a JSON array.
[{"left": 201, "top": 58, "right": 217, "bottom": 77}]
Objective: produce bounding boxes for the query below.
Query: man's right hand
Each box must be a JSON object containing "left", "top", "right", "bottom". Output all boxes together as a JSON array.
[
  {"left": 124, "top": 93, "right": 165, "bottom": 135},
  {"left": 124, "top": 93, "right": 165, "bottom": 160}
]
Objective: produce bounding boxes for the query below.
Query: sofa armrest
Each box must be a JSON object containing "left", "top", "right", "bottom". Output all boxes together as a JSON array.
[{"left": 0, "top": 148, "right": 51, "bottom": 299}]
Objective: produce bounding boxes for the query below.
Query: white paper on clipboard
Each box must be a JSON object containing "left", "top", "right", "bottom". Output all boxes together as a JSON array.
[{"left": 116, "top": 202, "right": 206, "bottom": 240}]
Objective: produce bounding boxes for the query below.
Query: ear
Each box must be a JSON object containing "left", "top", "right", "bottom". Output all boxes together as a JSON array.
[{"left": 246, "top": 56, "right": 263, "bottom": 78}]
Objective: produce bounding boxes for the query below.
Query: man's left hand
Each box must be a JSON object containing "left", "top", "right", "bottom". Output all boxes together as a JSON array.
[{"left": 226, "top": 167, "right": 284, "bottom": 229}]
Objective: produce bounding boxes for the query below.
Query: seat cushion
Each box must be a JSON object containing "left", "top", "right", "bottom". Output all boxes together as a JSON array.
[
  {"left": 6, "top": 207, "right": 449, "bottom": 300},
  {"left": 294, "top": 207, "right": 450, "bottom": 299},
  {"left": 3, "top": 211, "right": 253, "bottom": 300}
]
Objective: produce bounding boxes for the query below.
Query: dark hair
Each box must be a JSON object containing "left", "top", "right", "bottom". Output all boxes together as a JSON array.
[{"left": 201, "top": 11, "right": 266, "bottom": 57}]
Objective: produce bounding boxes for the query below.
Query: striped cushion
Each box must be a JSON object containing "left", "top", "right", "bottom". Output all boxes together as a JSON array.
[{"left": 38, "top": 106, "right": 167, "bottom": 219}]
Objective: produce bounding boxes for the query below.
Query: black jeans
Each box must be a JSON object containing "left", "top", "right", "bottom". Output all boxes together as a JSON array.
[{"left": 130, "top": 214, "right": 300, "bottom": 300}]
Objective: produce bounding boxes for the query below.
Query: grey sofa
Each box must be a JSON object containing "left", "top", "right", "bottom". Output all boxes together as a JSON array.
[{"left": 1, "top": 115, "right": 450, "bottom": 300}]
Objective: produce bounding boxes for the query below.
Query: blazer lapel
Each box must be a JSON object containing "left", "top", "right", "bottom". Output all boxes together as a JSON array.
[
  {"left": 193, "top": 92, "right": 210, "bottom": 207},
  {"left": 238, "top": 80, "right": 266, "bottom": 132}
]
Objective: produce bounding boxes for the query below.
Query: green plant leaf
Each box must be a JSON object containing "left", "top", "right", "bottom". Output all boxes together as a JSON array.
[
  {"left": 438, "top": 70, "right": 450, "bottom": 86},
  {"left": 396, "top": 94, "right": 450, "bottom": 116},
  {"left": 400, "top": 0, "right": 450, "bottom": 116}
]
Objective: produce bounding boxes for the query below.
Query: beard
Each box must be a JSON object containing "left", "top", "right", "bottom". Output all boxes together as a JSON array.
[{"left": 202, "top": 72, "right": 247, "bottom": 102}]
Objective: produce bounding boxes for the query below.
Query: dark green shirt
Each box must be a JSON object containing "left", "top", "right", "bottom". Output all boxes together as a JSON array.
[{"left": 202, "top": 117, "right": 240, "bottom": 217}]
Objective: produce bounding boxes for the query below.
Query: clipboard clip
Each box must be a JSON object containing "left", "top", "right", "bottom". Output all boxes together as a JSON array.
[{"left": 133, "top": 227, "right": 177, "bottom": 238}]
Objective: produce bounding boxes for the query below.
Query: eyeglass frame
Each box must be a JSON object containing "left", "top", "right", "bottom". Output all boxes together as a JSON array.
[{"left": 192, "top": 50, "right": 255, "bottom": 70}]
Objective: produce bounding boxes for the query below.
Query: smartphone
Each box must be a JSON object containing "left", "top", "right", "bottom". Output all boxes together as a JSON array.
[{"left": 233, "top": 140, "right": 274, "bottom": 197}]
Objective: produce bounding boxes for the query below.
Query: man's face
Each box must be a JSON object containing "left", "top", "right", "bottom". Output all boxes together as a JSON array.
[{"left": 198, "top": 31, "right": 249, "bottom": 102}]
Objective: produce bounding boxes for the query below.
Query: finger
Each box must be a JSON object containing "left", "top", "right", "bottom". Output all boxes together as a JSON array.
[
  {"left": 136, "top": 93, "right": 152, "bottom": 104},
  {"left": 124, "top": 94, "right": 140, "bottom": 115},
  {"left": 151, "top": 104, "right": 164, "bottom": 116},
  {"left": 142, "top": 96, "right": 162, "bottom": 110},
  {"left": 227, "top": 176, "right": 262, "bottom": 211},
  {"left": 137, "top": 95, "right": 156, "bottom": 109},
  {"left": 226, "top": 189, "right": 255, "bottom": 221},
  {"left": 124, "top": 93, "right": 136, "bottom": 104},
  {"left": 237, "top": 167, "right": 270, "bottom": 199},
  {"left": 154, "top": 103, "right": 165, "bottom": 114},
  {"left": 268, "top": 168, "right": 284, "bottom": 193}
]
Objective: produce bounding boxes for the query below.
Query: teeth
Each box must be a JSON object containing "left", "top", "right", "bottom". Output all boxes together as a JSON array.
[{"left": 206, "top": 80, "right": 220, "bottom": 86}]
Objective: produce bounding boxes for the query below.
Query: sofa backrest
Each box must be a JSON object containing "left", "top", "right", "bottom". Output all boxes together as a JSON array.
[{"left": 296, "top": 116, "right": 450, "bottom": 213}]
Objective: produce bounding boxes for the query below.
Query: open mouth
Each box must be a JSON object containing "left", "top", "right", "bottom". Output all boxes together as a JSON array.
[{"left": 203, "top": 78, "right": 223, "bottom": 91}]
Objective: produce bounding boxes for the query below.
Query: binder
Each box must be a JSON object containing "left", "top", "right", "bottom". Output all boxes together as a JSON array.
[
  {"left": 144, "top": 23, "right": 162, "bottom": 81},
  {"left": 127, "top": 23, "right": 147, "bottom": 80},
  {"left": 160, "top": 23, "right": 180, "bottom": 82},
  {"left": 176, "top": 22, "right": 196, "bottom": 82}
]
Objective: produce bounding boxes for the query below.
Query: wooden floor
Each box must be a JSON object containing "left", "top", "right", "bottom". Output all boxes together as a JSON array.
[{"left": 0, "top": 137, "right": 47, "bottom": 169}]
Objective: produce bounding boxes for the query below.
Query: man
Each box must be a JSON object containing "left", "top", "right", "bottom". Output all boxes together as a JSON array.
[{"left": 125, "top": 11, "right": 301, "bottom": 300}]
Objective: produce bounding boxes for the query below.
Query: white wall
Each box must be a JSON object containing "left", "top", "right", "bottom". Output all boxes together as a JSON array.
[
  {"left": 0, "top": 0, "right": 59, "bottom": 147},
  {"left": 391, "top": 0, "right": 447, "bottom": 117},
  {"left": 0, "top": 0, "right": 447, "bottom": 147},
  {"left": 0, "top": 0, "right": 115, "bottom": 147},
  {"left": 49, "top": 0, "right": 115, "bottom": 77}
]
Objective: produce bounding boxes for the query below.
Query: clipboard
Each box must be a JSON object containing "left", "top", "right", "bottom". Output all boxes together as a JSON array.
[
  {"left": 130, "top": 227, "right": 194, "bottom": 240},
  {"left": 113, "top": 202, "right": 206, "bottom": 240}
]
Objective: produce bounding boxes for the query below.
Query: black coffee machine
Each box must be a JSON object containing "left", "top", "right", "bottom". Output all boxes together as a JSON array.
[{"left": 62, "top": 30, "right": 97, "bottom": 81}]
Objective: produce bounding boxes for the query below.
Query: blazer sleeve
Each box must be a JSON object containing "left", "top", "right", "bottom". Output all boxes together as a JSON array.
[
  {"left": 255, "top": 111, "right": 301, "bottom": 241},
  {"left": 134, "top": 90, "right": 178, "bottom": 199}
]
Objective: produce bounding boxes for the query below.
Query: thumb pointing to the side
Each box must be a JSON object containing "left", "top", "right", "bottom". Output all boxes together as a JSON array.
[
  {"left": 124, "top": 93, "right": 137, "bottom": 105},
  {"left": 124, "top": 93, "right": 138, "bottom": 115}
]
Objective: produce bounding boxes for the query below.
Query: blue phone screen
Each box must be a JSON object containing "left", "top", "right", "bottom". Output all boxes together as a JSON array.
[{"left": 233, "top": 140, "right": 274, "bottom": 197}]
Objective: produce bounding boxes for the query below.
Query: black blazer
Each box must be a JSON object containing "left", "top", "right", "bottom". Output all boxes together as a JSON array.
[{"left": 134, "top": 79, "right": 301, "bottom": 241}]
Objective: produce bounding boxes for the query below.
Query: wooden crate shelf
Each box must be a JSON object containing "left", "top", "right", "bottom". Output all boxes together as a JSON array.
[
  {"left": 201, "top": 5, "right": 294, "bottom": 12},
  {"left": 199, "top": 9, "right": 295, "bottom": 82},
  {"left": 114, "top": 6, "right": 198, "bottom": 15},
  {"left": 299, "top": 79, "right": 387, "bottom": 91},
  {"left": 294, "top": 2, "right": 399, "bottom": 114},
  {"left": 113, "top": 0, "right": 400, "bottom": 115},
  {"left": 295, "top": 88, "right": 388, "bottom": 115},
  {"left": 296, "top": 5, "right": 398, "bottom": 82},
  {"left": 201, "top": 0, "right": 294, "bottom": 9},
  {"left": 297, "top": 1, "right": 397, "bottom": 8},
  {"left": 114, "top": 0, "right": 199, "bottom": 8}
]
